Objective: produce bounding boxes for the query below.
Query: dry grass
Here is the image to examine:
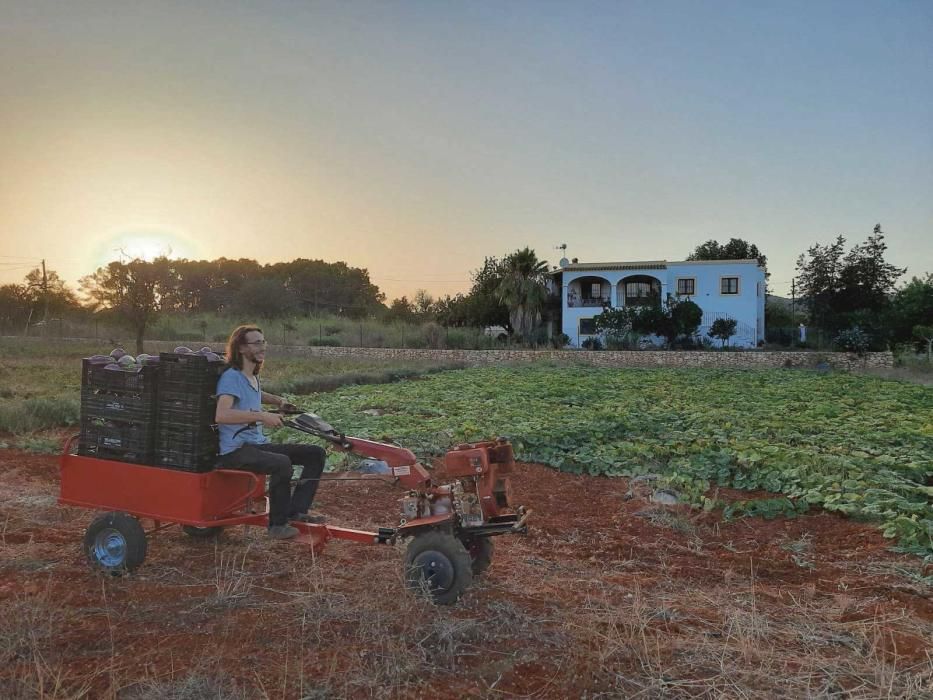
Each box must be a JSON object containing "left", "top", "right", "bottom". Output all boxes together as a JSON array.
[
  {"left": 2, "top": 448, "right": 931, "bottom": 698},
  {"left": 205, "top": 546, "right": 254, "bottom": 609},
  {"left": 0, "top": 589, "right": 93, "bottom": 699}
]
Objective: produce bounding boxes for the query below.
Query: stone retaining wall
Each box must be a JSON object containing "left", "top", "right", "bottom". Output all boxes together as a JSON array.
[
  {"left": 142, "top": 341, "right": 892, "bottom": 370},
  {"left": 3, "top": 337, "right": 894, "bottom": 370}
]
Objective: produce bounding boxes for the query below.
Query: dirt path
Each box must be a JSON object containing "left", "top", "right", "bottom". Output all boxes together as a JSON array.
[{"left": 1, "top": 448, "right": 930, "bottom": 698}]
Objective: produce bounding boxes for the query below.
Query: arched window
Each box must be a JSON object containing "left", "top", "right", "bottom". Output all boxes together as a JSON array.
[
  {"left": 619, "top": 276, "right": 661, "bottom": 307},
  {"left": 571, "top": 276, "right": 611, "bottom": 307}
]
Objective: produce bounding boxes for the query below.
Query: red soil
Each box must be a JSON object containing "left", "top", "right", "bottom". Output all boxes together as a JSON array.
[{"left": 0, "top": 446, "right": 930, "bottom": 698}]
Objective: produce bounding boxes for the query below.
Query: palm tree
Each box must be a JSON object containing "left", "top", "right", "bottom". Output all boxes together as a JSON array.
[{"left": 496, "top": 248, "right": 549, "bottom": 341}]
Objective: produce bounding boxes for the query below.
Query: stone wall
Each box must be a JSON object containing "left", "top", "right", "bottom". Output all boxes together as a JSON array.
[
  {"left": 143, "top": 341, "right": 892, "bottom": 371},
  {"left": 6, "top": 337, "right": 893, "bottom": 370}
]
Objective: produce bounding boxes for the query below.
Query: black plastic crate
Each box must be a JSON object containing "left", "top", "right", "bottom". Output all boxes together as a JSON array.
[
  {"left": 158, "top": 352, "right": 226, "bottom": 390},
  {"left": 82, "top": 359, "right": 158, "bottom": 396},
  {"left": 82, "top": 391, "right": 156, "bottom": 423},
  {"left": 78, "top": 417, "right": 154, "bottom": 464},
  {"left": 153, "top": 422, "right": 218, "bottom": 472},
  {"left": 156, "top": 388, "right": 217, "bottom": 426}
]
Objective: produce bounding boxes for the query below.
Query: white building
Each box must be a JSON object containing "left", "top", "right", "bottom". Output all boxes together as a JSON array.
[{"left": 553, "top": 259, "right": 766, "bottom": 348}]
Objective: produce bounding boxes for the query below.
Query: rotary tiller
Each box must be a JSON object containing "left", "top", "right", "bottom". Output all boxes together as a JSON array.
[{"left": 60, "top": 412, "right": 529, "bottom": 604}]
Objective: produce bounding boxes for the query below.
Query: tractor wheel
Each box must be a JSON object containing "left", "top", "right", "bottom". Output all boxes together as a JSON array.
[
  {"left": 182, "top": 525, "right": 224, "bottom": 539},
  {"left": 83, "top": 512, "right": 147, "bottom": 574},
  {"left": 463, "top": 537, "right": 494, "bottom": 577},
  {"left": 404, "top": 531, "right": 473, "bottom": 605}
]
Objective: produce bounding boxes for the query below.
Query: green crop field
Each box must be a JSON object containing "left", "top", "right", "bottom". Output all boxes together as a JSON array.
[
  {"left": 278, "top": 366, "right": 933, "bottom": 556},
  {"left": 0, "top": 338, "right": 460, "bottom": 436}
]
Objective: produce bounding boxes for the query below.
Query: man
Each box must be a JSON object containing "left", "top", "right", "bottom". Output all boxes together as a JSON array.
[{"left": 215, "top": 325, "right": 326, "bottom": 540}]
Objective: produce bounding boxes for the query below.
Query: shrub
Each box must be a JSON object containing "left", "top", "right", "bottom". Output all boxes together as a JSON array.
[
  {"left": 708, "top": 318, "right": 738, "bottom": 348},
  {"left": 0, "top": 397, "right": 80, "bottom": 433},
  {"left": 445, "top": 329, "right": 471, "bottom": 349},
  {"left": 834, "top": 326, "right": 871, "bottom": 355},
  {"left": 423, "top": 322, "right": 444, "bottom": 349},
  {"left": 308, "top": 337, "right": 342, "bottom": 347},
  {"left": 581, "top": 337, "right": 603, "bottom": 351},
  {"left": 550, "top": 333, "right": 570, "bottom": 349},
  {"left": 603, "top": 331, "right": 644, "bottom": 350},
  {"left": 672, "top": 334, "right": 704, "bottom": 350}
]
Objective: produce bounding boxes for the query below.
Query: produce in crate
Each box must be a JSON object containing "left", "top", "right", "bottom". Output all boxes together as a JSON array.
[{"left": 117, "top": 354, "right": 136, "bottom": 368}]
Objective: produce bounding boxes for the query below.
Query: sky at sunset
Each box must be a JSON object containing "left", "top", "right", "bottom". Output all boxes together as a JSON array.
[{"left": 1, "top": 0, "right": 931, "bottom": 301}]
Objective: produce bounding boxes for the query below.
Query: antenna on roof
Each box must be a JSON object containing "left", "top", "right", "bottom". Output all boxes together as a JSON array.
[{"left": 556, "top": 243, "right": 570, "bottom": 268}]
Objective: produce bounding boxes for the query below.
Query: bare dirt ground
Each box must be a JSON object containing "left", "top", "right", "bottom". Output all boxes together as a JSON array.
[{"left": 0, "top": 443, "right": 930, "bottom": 699}]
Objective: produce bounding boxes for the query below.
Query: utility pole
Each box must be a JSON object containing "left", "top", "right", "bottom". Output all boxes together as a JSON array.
[{"left": 41, "top": 259, "right": 49, "bottom": 323}]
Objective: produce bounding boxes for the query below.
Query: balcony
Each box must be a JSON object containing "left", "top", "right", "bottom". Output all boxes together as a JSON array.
[{"left": 568, "top": 295, "right": 611, "bottom": 309}]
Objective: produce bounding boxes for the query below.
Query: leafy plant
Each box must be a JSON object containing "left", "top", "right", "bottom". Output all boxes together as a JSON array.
[
  {"left": 708, "top": 318, "right": 738, "bottom": 348},
  {"left": 834, "top": 326, "right": 871, "bottom": 354},
  {"left": 550, "top": 333, "right": 571, "bottom": 349},
  {"left": 723, "top": 497, "right": 809, "bottom": 521},
  {"left": 291, "top": 366, "right": 933, "bottom": 555}
]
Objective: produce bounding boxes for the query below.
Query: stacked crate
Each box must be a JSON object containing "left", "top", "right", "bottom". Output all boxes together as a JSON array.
[
  {"left": 79, "top": 360, "right": 159, "bottom": 464},
  {"left": 154, "top": 352, "right": 226, "bottom": 472},
  {"left": 153, "top": 352, "right": 226, "bottom": 472}
]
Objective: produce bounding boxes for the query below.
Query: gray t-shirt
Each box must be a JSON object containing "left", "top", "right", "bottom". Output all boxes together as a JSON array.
[{"left": 216, "top": 367, "right": 270, "bottom": 455}]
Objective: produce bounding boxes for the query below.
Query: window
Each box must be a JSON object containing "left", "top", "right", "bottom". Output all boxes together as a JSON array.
[
  {"left": 579, "top": 318, "right": 597, "bottom": 335},
  {"left": 590, "top": 282, "right": 601, "bottom": 298},
  {"left": 622, "top": 276, "right": 662, "bottom": 307},
  {"left": 721, "top": 277, "right": 739, "bottom": 295},
  {"left": 676, "top": 278, "right": 696, "bottom": 296}
]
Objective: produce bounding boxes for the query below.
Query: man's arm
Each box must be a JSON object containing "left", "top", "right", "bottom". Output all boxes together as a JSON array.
[
  {"left": 216, "top": 394, "right": 282, "bottom": 428},
  {"left": 260, "top": 391, "right": 285, "bottom": 408}
]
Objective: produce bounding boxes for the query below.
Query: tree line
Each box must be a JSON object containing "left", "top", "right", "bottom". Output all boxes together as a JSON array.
[
  {"left": 1, "top": 225, "right": 930, "bottom": 355},
  {"left": 0, "top": 250, "right": 548, "bottom": 352}
]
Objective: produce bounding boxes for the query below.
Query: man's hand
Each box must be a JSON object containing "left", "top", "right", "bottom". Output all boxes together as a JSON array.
[
  {"left": 281, "top": 401, "right": 300, "bottom": 415},
  {"left": 259, "top": 412, "right": 284, "bottom": 429}
]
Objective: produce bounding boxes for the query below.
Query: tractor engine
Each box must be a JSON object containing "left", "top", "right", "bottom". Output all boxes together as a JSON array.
[{"left": 399, "top": 437, "right": 518, "bottom": 527}]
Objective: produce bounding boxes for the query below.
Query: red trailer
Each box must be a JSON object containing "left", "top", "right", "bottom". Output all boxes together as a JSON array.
[{"left": 60, "top": 413, "right": 529, "bottom": 604}]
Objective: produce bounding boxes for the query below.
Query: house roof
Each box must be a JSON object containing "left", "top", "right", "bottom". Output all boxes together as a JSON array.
[{"left": 552, "top": 259, "right": 761, "bottom": 273}]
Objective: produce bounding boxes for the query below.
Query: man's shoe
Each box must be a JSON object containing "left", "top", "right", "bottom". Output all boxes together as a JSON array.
[
  {"left": 268, "top": 524, "right": 300, "bottom": 540},
  {"left": 290, "top": 513, "right": 326, "bottom": 524}
]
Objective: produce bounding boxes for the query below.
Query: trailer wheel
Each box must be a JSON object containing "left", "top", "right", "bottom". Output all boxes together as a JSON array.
[
  {"left": 83, "top": 512, "right": 147, "bottom": 574},
  {"left": 182, "top": 525, "right": 224, "bottom": 539},
  {"left": 463, "top": 537, "right": 494, "bottom": 576},
  {"left": 404, "top": 531, "right": 473, "bottom": 605}
]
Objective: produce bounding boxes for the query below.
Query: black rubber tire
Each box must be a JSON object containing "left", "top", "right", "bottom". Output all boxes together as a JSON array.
[
  {"left": 182, "top": 525, "right": 224, "bottom": 539},
  {"left": 463, "top": 537, "right": 494, "bottom": 577},
  {"left": 83, "top": 511, "right": 147, "bottom": 574},
  {"left": 404, "top": 531, "right": 473, "bottom": 605}
]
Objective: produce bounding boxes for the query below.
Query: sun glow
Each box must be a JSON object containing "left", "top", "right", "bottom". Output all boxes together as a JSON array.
[{"left": 96, "top": 229, "right": 203, "bottom": 266}]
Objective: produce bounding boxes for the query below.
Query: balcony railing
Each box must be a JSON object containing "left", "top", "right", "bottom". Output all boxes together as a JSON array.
[{"left": 568, "top": 296, "right": 611, "bottom": 308}]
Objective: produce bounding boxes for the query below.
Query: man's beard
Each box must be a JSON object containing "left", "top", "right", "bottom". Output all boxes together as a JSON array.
[{"left": 244, "top": 349, "right": 264, "bottom": 375}]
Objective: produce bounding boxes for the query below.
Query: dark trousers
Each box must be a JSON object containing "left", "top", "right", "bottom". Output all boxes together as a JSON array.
[{"left": 217, "top": 443, "right": 326, "bottom": 526}]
